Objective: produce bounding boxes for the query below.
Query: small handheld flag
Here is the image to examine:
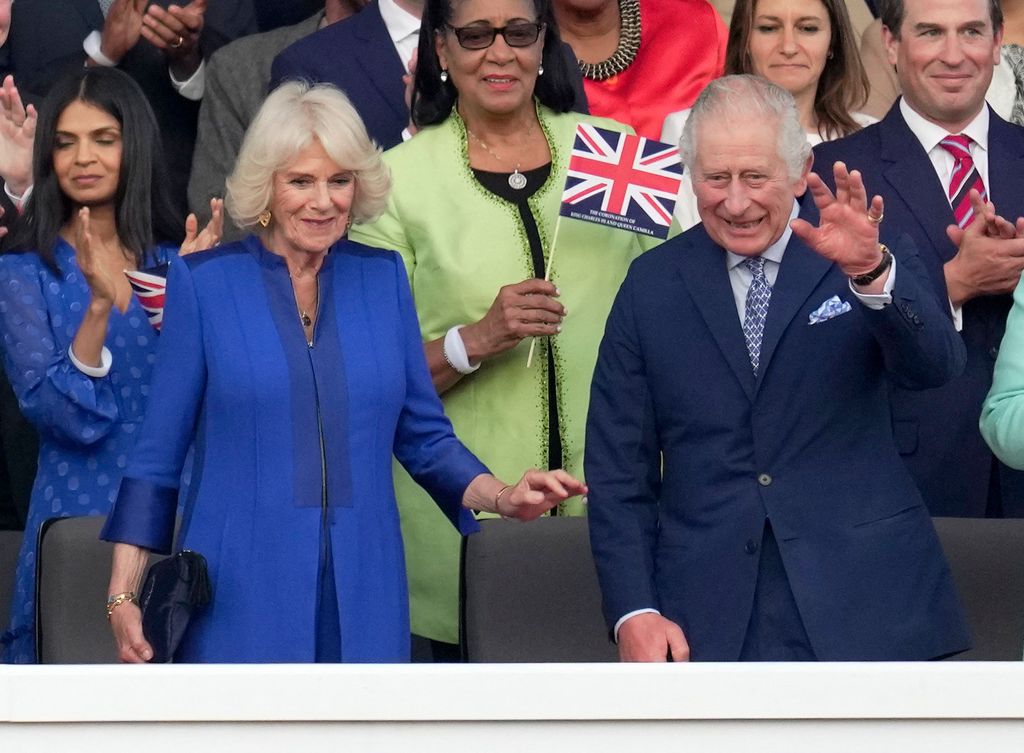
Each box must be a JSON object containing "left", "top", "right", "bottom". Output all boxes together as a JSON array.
[
  {"left": 559, "top": 124, "right": 683, "bottom": 240},
  {"left": 527, "top": 125, "right": 684, "bottom": 368},
  {"left": 124, "top": 263, "right": 169, "bottom": 331}
]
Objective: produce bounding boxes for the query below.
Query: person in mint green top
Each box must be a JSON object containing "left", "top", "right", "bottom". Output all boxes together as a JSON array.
[
  {"left": 982, "top": 276, "right": 1024, "bottom": 471},
  {"left": 350, "top": 0, "right": 661, "bottom": 654}
]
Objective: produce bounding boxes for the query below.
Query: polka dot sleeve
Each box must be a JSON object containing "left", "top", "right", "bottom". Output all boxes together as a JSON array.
[{"left": 0, "top": 251, "right": 120, "bottom": 445}]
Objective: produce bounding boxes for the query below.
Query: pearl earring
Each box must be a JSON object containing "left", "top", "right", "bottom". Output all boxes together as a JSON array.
[
  {"left": 440, "top": 69, "right": 449, "bottom": 83},
  {"left": 538, "top": 64, "right": 544, "bottom": 76}
]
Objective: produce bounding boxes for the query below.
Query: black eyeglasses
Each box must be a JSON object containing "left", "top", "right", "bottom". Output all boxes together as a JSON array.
[{"left": 446, "top": 22, "right": 544, "bottom": 50}]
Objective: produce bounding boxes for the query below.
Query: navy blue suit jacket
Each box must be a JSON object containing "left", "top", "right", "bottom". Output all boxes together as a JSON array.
[
  {"left": 270, "top": 3, "right": 410, "bottom": 150},
  {"left": 586, "top": 205, "right": 970, "bottom": 661},
  {"left": 815, "top": 103, "right": 1024, "bottom": 518}
]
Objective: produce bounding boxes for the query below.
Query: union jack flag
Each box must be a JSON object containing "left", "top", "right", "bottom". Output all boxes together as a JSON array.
[
  {"left": 559, "top": 124, "right": 683, "bottom": 239},
  {"left": 124, "top": 263, "right": 169, "bottom": 331}
]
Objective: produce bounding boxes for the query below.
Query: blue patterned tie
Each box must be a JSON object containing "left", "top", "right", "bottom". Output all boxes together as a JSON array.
[
  {"left": 98, "top": 0, "right": 115, "bottom": 16},
  {"left": 742, "top": 256, "right": 772, "bottom": 375}
]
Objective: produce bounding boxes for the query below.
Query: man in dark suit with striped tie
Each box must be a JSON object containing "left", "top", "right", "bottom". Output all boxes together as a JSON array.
[{"left": 815, "top": 0, "right": 1024, "bottom": 518}]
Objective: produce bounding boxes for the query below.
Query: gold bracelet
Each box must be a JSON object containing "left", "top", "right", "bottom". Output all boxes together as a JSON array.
[
  {"left": 494, "top": 484, "right": 513, "bottom": 518},
  {"left": 106, "top": 591, "right": 137, "bottom": 620}
]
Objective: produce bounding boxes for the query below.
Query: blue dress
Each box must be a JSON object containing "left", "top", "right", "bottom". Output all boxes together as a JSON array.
[
  {"left": 102, "top": 236, "right": 485, "bottom": 662},
  {"left": 0, "top": 239, "right": 177, "bottom": 663}
]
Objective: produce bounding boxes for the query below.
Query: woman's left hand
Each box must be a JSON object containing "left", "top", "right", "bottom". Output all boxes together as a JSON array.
[
  {"left": 498, "top": 469, "right": 588, "bottom": 522},
  {"left": 179, "top": 198, "right": 223, "bottom": 256}
]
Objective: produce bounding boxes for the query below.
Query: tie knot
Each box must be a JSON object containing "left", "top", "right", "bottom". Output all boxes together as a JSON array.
[
  {"left": 940, "top": 134, "right": 973, "bottom": 159},
  {"left": 743, "top": 256, "right": 767, "bottom": 281}
]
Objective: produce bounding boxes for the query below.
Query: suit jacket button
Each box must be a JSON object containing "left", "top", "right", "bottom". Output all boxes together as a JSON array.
[
  {"left": 757, "top": 473, "right": 772, "bottom": 486},
  {"left": 745, "top": 539, "right": 759, "bottom": 554}
]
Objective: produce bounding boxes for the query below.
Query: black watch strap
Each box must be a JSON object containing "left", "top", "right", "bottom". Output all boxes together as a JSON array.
[{"left": 850, "top": 244, "right": 892, "bottom": 286}]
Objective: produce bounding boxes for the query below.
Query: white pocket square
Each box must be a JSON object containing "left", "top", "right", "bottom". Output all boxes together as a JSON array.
[{"left": 808, "top": 295, "right": 852, "bottom": 325}]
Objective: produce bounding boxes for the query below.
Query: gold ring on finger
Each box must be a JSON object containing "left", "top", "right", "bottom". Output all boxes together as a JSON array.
[
  {"left": 867, "top": 211, "right": 883, "bottom": 225},
  {"left": 170, "top": 35, "right": 184, "bottom": 48}
]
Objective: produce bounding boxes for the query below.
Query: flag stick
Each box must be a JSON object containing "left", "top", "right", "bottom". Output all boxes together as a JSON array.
[{"left": 526, "top": 214, "right": 565, "bottom": 368}]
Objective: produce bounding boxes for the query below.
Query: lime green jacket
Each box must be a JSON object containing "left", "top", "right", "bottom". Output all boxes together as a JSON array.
[{"left": 351, "top": 104, "right": 661, "bottom": 642}]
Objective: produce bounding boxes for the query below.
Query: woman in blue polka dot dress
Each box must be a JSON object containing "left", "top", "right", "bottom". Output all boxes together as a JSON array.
[{"left": 0, "top": 68, "right": 221, "bottom": 663}]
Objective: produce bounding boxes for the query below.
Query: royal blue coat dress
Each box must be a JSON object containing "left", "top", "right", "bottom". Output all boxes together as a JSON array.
[
  {"left": 0, "top": 240, "right": 176, "bottom": 663},
  {"left": 102, "top": 236, "right": 485, "bottom": 662}
]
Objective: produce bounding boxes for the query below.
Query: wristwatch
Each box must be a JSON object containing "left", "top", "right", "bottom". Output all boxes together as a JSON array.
[{"left": 850, "top": 244, "right": 893, "bottom": 286}]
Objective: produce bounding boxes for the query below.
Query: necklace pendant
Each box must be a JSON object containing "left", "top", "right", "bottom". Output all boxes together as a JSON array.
[
  {"left": 508, "top": 169, "right": 528, "bottom": 190},
  {"left": 300, "top": 312, "right": 312, "bottom": 327}
]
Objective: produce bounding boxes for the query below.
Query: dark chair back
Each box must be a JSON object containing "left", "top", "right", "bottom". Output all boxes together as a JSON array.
[
  {"left": 0, "top": 528, "right": 23, "bottom": 633},
  {"left": 933, "top": 517, "right": 1024, "bottom": 661},
  {"left": 37, "top": 515, "right": 167, "bottom": 663},
  {"left": 460, "top": 516, "right": 618, "bottom": 662}
]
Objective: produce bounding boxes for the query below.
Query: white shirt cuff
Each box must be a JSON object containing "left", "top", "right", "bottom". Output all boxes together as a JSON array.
[
  {"left": 949, "top": 300, "right": 964, "bottom": 332},
  {"left": 83, "top": 30, "right": 117, "bottom": 67},
  {"left": 68, "top": 345, "right": 113, "bottom": 378},
  {"left": 170, "top": 59, "right": 205, "bottom": 101},
  {"left": 442, "top": 325, "right": 480, "bottom": 375},
  {"left": 4, "top": 182, "right": 32, "bottom": 210},
  {"left": 849, "top": 255, "right": 897, "bottom": 310},
  {"left": 613, "top": 608, "right": 661, "bottom": 643},
  {"left": 401, "top": 127, "right": 414, "bottom": 142}
]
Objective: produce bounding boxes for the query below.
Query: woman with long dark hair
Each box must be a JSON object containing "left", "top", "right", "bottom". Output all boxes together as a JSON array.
[{"left": 0, "top": 66, "right": 220, "bottom": 663}]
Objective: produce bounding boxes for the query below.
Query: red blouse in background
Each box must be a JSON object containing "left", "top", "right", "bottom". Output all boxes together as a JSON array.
[{"left": 581, "top": 0, "right": 727, "bottom": 140}]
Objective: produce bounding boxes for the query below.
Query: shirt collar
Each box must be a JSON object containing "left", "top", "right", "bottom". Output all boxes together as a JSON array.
[
  {"left": 899, "top": 97, "right": 990, "bottom": 154},
  {"left": 377, "top": 0, "right": 421, "bottom": 45},
  {"left": 726, "top": 199, "right": 800, "bottom": 271}
]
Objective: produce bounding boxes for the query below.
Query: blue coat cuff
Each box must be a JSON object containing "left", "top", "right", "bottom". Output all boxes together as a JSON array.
[{"left": 100, "top": 477, "right": 178, "bottom": 554}]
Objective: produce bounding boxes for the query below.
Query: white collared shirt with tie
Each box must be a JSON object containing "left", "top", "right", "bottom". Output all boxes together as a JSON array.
[{"left": 899, "top": 98, "right": 990, "bottom": 331}]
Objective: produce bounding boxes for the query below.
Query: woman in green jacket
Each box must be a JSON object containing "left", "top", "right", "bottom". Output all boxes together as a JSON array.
[{"left": 351, "top": 0, "right": 657, "bottom": 656}]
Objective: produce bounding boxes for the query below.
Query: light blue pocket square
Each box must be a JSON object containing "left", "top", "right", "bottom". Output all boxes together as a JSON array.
[{"left": 808, "top": 295, "right": 852, "bottom": 325}]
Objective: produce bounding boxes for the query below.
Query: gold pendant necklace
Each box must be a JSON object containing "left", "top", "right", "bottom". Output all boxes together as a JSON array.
[{"left": 466, "top": 123, "right": 536, "bottom": 190}]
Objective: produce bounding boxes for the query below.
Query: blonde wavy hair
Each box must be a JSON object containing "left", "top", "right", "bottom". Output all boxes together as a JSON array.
[{"left": 226, "top": 81, "right": 391, "bottom": 229}]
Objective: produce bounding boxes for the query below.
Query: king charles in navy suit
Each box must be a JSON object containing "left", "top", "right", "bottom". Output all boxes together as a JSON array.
[{"left": 586, "top": 75, "right": 969, "bottom": 662}]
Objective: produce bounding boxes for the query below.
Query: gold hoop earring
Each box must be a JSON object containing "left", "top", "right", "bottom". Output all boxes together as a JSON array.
[{"left": 257, "top": 209, "right": 272, "bottom": 228}]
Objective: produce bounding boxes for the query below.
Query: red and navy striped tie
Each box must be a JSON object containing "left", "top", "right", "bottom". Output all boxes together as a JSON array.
[{"left": 939, "top": 134, "right": 986, "bottom": 228}]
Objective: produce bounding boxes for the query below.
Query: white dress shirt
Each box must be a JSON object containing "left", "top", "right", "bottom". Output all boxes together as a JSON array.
[
  {"left": 378, "top": 0, "right": 421, "bottom": 73},
  {"left": 899, "top": 98, "right": 990, "bottom": 331},
  {"left": 899, "top": 98, "right": 990, "bottom": 203}
]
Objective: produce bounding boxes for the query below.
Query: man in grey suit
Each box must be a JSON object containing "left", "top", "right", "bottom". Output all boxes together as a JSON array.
[{"left": 187, "top": 0, "right": 365, "bottom": 241}]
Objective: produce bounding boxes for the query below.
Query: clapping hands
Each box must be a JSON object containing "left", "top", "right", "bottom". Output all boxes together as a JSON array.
[
  {"left": 943, "top": 190, "right": 1024, "bottom": 305},
  {"left": 99, "top": 0, "right": 206, "bottom": 81}
]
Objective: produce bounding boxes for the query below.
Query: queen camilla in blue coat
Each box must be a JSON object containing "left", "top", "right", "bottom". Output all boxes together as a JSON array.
[{"left": 101, "top": 81, "right": 585, "bottom": 663}]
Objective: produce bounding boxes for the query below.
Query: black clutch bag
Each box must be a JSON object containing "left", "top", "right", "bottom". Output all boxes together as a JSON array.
[{"left": 139, "top": 550, "right": 212, "bottom": 663}]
